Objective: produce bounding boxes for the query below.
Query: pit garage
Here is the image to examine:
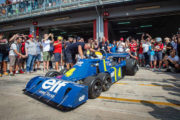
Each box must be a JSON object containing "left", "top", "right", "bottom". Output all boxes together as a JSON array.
[
  {"left": 47, "top": 21, "right": 93, "bottom": 41},
  {"left": 108, "top": 13, "right": 180, "bottom": 41}
]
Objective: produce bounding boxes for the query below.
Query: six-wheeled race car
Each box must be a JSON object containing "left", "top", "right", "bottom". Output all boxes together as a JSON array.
[{"left": 24, "top": 51, "right": 138, "bottom": 109}]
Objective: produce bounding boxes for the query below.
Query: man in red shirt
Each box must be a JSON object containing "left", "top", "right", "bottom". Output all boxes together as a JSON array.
[
  {"left": 53, "top": 36, "right": 62, "bottom": 71},
  {"left": 138, "top": 41, "right": 145, "bottom": 67},
  {"left": 129, "top": 38, "right": 137, "bottom": 56}
]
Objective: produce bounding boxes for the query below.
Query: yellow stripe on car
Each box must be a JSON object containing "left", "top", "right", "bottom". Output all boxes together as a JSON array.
[
  {"left": 118, "top": 68, "right": 122, "bottom": 78},
  {"left": 103, "top": 59, "right": 107, "bottom": 71},
  {"left": 65, "top": 68, "right": 76, "bottom": 77},
  {"left": 111, "top": 67, "right": 117, "bottom": 81}
]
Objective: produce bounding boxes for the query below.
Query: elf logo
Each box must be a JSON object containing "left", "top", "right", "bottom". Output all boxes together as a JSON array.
[{"left": 42, "top": 79, "right": 67, "bottom": 93}]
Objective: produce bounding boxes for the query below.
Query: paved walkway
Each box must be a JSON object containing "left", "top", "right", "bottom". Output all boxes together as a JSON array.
[{"left": 0, "top": 68, "right": 179, "bottom": 120}]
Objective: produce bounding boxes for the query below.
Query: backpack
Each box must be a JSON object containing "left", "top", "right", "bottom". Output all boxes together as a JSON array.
[{"left": 0, "top": 43, "right": 10, "bottom": 54}]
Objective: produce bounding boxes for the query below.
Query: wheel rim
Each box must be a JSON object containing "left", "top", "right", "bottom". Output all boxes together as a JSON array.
[
  {"left": 104, "top": 77, "right": 111, "bottom": 89},
  {"left": 93, "top": 81, "right": 102, "bottom": 97}
]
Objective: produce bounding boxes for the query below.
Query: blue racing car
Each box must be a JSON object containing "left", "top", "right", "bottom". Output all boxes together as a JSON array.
[{"left": 24, "top": 52, "right": 138, "bottom": 109}]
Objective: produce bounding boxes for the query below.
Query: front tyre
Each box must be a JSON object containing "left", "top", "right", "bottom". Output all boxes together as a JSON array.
[
  {"left": 45, "top": 71, "right": 61, "bottom": 77},
  {"left": 84, "top": 76, "right": 102, "bottom": 99},
  {"left": 97, "top": 73, "right": 112, "bottom": 91}
]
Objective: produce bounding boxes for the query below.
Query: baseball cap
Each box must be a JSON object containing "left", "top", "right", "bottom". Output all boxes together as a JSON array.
[
  {"left": 58, "top": 36, "right": 63, "bottom": 40},
  {"left": 120, "top": 37, "right": 124, "bottom": 41},
  {"left": 156, "top": 37, "right": 162, "bottom": 42},
  {"left": 28, "top": 34, "right": 33, "bottom": 38}
]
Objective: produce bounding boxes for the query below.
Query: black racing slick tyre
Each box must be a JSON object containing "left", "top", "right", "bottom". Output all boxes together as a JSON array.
[
  {"left": 45, "top": 71, "right": 61, "bottom": 77},
  {"left": 84, "top": 76, "right": 102, "bottom": 99},
  {"left": 125, "top": 58, "right": 138, "bottom": 76},
  {"left": 97, "top": 73, "right": 112, "bottom": 91}
]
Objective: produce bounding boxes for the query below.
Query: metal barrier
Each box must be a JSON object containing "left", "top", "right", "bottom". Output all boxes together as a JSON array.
[{"left": 0, "top": 0, "right": 134, "bottom": 22}]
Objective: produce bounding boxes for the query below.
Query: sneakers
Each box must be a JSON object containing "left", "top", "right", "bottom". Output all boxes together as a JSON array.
[
  {"left": 146, "top": 65, "right": 150, "bottom": 68},
  {"left": 19, "top": 70, "right": 24, "bottom": 74},
  {"left": 10, "top": 73, "right": 14, "bottom": 76},
  {"left": 158, "top": 68, "right": 161, "bottom": 72},
  {"left": 15, "top": 71, "right": 19, "bottom": 74},
  {"left": 3, "top": 72, "right": 9, "bottom": 76},
  {"left": 0, "top": 73, "right": 2, "bottom": 77}
]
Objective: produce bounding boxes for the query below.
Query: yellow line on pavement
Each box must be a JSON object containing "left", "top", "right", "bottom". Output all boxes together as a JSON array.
[
  {"left": 138, "top": 84, "right": 173, "bottom": 87},
  {"left": 115, "top": 83, "right": 128, "bottom": 85},
  {"left": 98, "top": 96, "right": 180, "bottom": 107},
  {"left": 114, "top": 83, "right": 173, "bottom": 87}
]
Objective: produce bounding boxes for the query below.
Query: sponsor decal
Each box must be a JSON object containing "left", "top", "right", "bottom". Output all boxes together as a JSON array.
[
  {"left": 79, "top": 95, "right": 85, "bottom": 102},
  {"left": 42, "top": 79, "right": 67, "bottom": 93},
  {"left": 111, "top": 71, "right": 115, "bottom": 77},
  {"left": 76, "top": 61, "right": 83, "bottom": 66}
]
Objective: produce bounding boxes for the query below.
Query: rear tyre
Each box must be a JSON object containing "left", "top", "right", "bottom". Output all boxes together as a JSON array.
[
  {"left": 45, "top": 71, "right": 61, "bottom": 77},
  {"left": 125, "top": 58, "right": 138, "bottom": 76},
  {"left": 97, "top": 73, "right": 111, "bottom": 91},
  {"left": 84, "top": 76, "right": 102, "bottom": 99}
]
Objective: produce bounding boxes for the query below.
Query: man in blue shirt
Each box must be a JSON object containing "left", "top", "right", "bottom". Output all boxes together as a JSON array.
[{"left": 109, "top": 40, "right": 117, "bottom": 53}]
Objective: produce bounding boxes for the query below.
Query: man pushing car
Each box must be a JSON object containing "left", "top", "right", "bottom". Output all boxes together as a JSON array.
[{"left": 65, "top": 42, "right": 96, "bottom": 70}]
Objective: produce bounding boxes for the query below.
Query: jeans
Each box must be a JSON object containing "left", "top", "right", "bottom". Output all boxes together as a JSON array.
[
  {"left": 143, "top": 52, "right": 149, "bottom": 65},
  {"left": 26, "top": 54, "right": 36, "bottom": 72}
]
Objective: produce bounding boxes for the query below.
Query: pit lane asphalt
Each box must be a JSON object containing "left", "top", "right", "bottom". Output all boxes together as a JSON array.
[{"left": 0, "top": 68, "right": 180, "bottom": 120}]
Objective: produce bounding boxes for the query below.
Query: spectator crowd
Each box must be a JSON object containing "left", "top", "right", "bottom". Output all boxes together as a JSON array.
[
  {"left": 0, "top": 31, "right": 180, "bottom": 77},
  {"left": 0, "top": 0, "right": 79, "bottom": 16}
]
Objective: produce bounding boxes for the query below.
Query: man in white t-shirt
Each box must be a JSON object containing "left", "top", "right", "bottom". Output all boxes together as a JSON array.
[
  {"left": 42, "top": 33, "right": 54, "bottom": 71},
  {"left": 164, "top": 49, "right": 180, "bottom": 72},
  {"left": 9, "top": 37, "right": 26, "bottom": 76}
]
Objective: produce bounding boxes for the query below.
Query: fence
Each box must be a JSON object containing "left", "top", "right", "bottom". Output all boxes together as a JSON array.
[{"left": 0, "top": 0, "right": 134, "bottom": 22}]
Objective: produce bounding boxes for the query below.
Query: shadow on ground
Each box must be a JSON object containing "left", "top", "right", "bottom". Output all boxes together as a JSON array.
[{"left": 141, "top": 71, "right": 180, "bottom": 120}]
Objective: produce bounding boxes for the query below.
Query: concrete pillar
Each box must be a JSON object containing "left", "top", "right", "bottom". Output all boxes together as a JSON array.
[{"left": 96, "top": 9, "right": 104, "bottom": 42}]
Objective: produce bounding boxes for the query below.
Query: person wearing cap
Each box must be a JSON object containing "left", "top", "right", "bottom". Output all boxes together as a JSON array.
[
  {"left": 117, "top": 37, "right": 125, "bottom": 53},
  {"left": 25, "top": 34, "right": 37, "bottom": 74},
  {"left": 129, "top": 38, "right": 137, "bottom": 56},
  {"left": 53, "top": 36, "right": 63, "bottom": 71},
  {"left": 154, "top": 37, "right": 164, "bottom": 71}
]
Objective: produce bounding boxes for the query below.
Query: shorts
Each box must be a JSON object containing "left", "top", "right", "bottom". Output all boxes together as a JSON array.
[
  {"left": 139, "top": 54, "right": 144, "bottom": 60},
  {"left": 65, "top": 50, "right": 76, "bottom": 64},
  {"left": 154, "top": 51, "right": 163, "bottom": 61},
  {"left": 9, "top": 55, "right": 18, "bottom": 67},
  {"left": 43, "top": 51, "right": 50, "bottom": 61},
  {"left": 54, "top": 53, "right": 61, "bottom": 62},
  {"left": 62, "top": 50, "right": 66, "bottom": 61},
  {"left": 35, "top": 54, "right": 41, "bottom": 61},
  {"left": 0, "top": 53, "right": 8, "bottom": 62},
  {"left": 131, "top": 52, "right": 137, "bottom": 56},
  {"left": 150, "top": 55, "right": 155, "bottom": 61}
]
